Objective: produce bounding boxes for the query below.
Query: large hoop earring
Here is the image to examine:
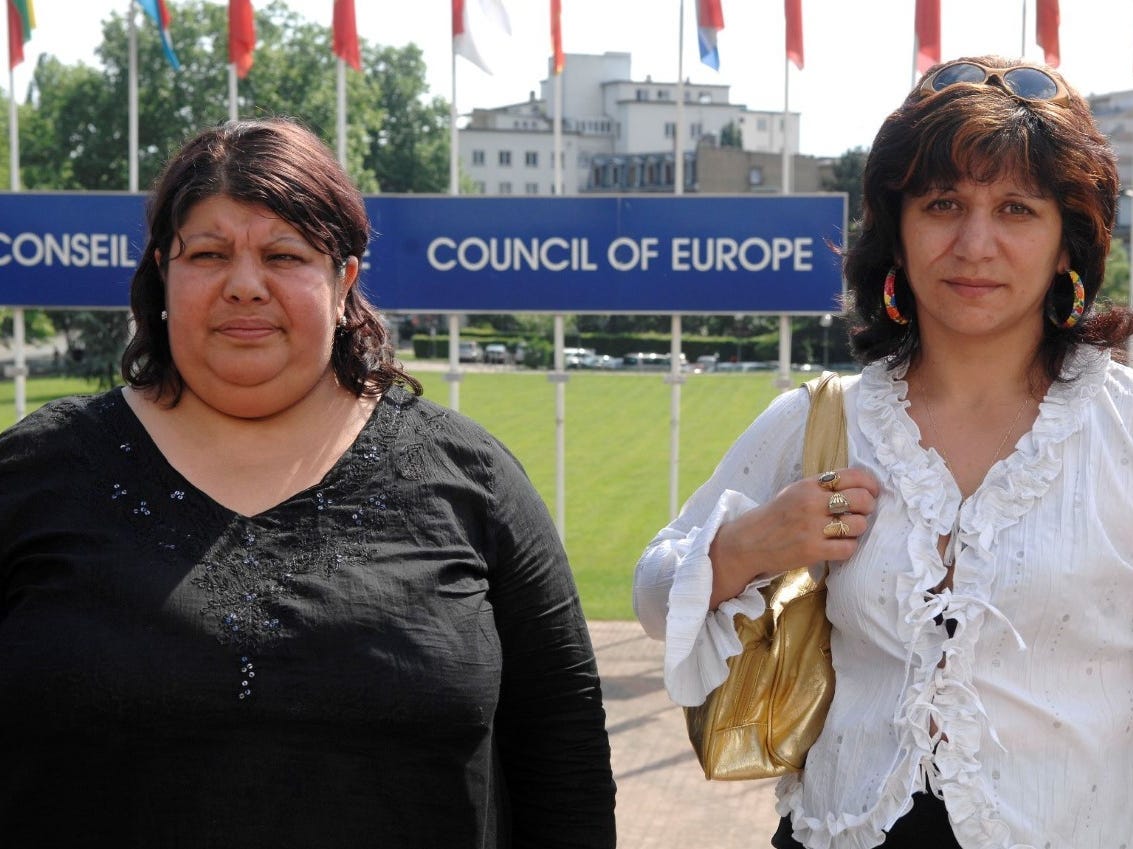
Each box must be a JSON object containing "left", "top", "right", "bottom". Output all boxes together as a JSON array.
[
  {"left": 883, "top": 267, "right": 909, "bottom": 325},
  {"left": 1047, "top": 269, "right": 1086, "bottom": 329}
]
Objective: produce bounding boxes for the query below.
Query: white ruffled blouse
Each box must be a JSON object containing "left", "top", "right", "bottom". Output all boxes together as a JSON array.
[{"left": 633, "top": 348, "right": 1133, "bottom": 849}]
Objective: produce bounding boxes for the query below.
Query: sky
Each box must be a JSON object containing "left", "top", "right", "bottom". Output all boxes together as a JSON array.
[{"left": 6, "top": 0, "right": 1133, "bottom": 158}]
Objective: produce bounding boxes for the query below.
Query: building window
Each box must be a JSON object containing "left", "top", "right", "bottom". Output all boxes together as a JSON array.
[
  {"left": 471, "top": 150, "right": 485, "bottom": 166},
  {"left": 498, "top": 181, "right": 512, "bottom": 194},
  {"left": 474, "top": 181, "right": 487, "bottom": 194},
  {"left": 636, "top": 88, "right": 647, "bottom": 101},
  {"left": 656, "top": 89, "right": 669, "bottom": 100},
  {"left": 664, "top": 122, "right": 676, "bottom": 139},
  {"left": 498, "top": 150, "right": 512, "bottom": 166},
  {"left": 690, "top": 123, "right": 702, "bottom": 139},
  {"left": 525, "top": 182, "right": 539, "bottom": 194},
  {"left": 757, "top": 118, "right": 768, "bottom": 131},
  {"left": 525, "top": 151, "right": 539, "bottom": 167}
]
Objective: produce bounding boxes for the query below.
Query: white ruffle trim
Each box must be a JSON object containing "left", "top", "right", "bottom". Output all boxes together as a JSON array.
[
  {"left": 662, "top": 488, "right": 774, "bottom": 707},
  {"left": 777, "top": 349, "right": 1106, "bottom": 849}
]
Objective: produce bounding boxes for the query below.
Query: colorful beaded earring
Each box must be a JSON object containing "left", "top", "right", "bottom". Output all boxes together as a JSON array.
[
  {"left": 1048, "top": 269, "right": 1086, "bottom": 329},
  {"left": 883, "top": 267, "right": 909, "bottom": 325}
]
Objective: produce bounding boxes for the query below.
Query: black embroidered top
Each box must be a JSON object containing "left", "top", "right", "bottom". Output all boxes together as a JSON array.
[{"left": 0, "top": 386, "right": 615, "bottom": 848}]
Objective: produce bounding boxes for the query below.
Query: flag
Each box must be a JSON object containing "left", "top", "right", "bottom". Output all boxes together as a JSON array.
[
  {"left": 550, "top": 0, "right": 563, "bottom": 75},
  {"left": 137, "top": 0, "right": 180, "bottom": 70},
  {"left": 696, "top": 0, "right": 724, "bottom": 71},
  {"left": 785, "top": 0, "right": 803, "bottom": 69},
  {"left": 1036, "top": 0, "right": 1060, "bottom": 67},
  {"left": 914, "top": 0, "right": 940, "bottom": 74},
  {"left": 228, "top": 0, "right": 255, "bottom": 78},
  {"left": 333, "top": 0, "right": 360, "bottom": 71},
  {"left": 453, "top": 0, "right": 511, "bottom": 75},
  {"left": 7, "top": 0, "right": 35, "bottom": 71}
]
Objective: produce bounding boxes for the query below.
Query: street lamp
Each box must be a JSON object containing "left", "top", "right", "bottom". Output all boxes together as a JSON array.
[{"left": 819, "top": 313, "right": 833, "bottom": 370}]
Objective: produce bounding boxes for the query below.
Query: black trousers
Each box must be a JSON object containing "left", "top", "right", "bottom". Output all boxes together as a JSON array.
[{"left": 771, "top": 791, "right": 961, "bottom": 849}]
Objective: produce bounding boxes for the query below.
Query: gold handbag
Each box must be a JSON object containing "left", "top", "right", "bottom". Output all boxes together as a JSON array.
[{"left": 684, "top": 371, "right": 847, "bottom": 781}]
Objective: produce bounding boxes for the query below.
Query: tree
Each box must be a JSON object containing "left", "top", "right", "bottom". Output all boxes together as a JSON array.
[
  {"left": 1101, "top": 238, "right": 1131, "bottom": 307},
  {"left": 719, "top": 121, "right": 742, "bottom": 149},
  {"left": 822, "top": 146, "right": 868, "bottom": 239},
  {"left": 19, "top": 1, "right": 448, "bottom": 195},
  {"left": 365, "top": 44, "right": 451, "bottom": 193},
  {"left": 9, "top": 1, "right": 454, "bottom": 372}
]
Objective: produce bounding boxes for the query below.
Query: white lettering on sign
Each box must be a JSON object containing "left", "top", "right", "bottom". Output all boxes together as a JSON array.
[
  {"left": 427, "top": 236, "right": 598, "bottom": 272},
  {"left": 424, "top": 234, "right": 816, "bottom": 274},
  {"left": 671, "top": 236, "right": 814, "bottom": 272},
  {"left": 0, "top": 232, "right": 137, "bottom": 268}
]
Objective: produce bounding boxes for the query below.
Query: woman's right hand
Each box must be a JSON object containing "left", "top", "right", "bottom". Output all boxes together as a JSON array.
[{"left": 707, "top": 467, "right": 881, "bottom": 609}]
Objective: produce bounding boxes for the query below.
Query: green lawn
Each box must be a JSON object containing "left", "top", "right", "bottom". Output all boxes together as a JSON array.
[{"left": 1, "top": 370, "right": 793, "bottom": 619}]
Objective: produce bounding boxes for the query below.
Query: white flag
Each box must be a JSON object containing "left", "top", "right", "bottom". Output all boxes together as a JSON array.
[{"left": 453, "top": 0, "right": 511, "bottom": 75}]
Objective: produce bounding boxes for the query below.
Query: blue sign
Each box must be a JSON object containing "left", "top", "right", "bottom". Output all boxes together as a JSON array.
[{"left": 0, "top": 193, "right": 846, "bottom": 313}]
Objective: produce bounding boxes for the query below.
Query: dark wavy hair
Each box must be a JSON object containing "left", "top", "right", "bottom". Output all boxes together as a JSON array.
[
  {"left": 844, "top": 56, "right": 1133, "bottom": 380},
  {"left": 121, "top": 117, "right": 421, "bottom": 402}
]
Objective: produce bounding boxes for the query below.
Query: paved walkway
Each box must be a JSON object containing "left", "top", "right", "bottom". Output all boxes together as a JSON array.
[{"left": 589, "top": 620, "right": 783, "bottom": 849}]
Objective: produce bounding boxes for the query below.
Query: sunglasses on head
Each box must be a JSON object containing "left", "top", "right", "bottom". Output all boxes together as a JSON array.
[{"left": 918, "top": 60, "right": 1070, "bottom": 108}]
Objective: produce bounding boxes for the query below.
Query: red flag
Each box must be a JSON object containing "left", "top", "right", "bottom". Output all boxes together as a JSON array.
[
  {"left": 785, "top": 0, "right": 803, "bottom": 69},
  {"left": 8, "top": 0, "right": 35, "bottom": 71},
  {"left": 550, "top": 0, "right": 563, "bottom": 75},
  {"left": 228, "top": 0, "right": 255, "bottom": 78},
  {"left": 333, "top": 0, "right": 360, "bottom": 71},
  {"left": 1036, "top": 0, "right": 1060, "bottom": 67},
  {"left": 914, "top": 0, "right": 940, "bottom": 74}
]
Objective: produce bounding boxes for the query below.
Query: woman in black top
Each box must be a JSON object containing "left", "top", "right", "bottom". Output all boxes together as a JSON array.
[{"left": 0, "top": 117, "right": 616, "bottom": 848}]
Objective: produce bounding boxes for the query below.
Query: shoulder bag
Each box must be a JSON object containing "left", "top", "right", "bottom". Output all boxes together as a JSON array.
[{"left": 684, "top": 371, "right": 847, "bottom": 781}]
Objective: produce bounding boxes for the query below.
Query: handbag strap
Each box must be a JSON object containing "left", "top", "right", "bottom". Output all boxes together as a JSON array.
[{"left": 802, "top": 371, "right": 849, "bottom": 588}]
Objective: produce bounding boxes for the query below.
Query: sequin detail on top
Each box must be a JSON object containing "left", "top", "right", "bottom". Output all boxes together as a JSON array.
[{"left": 100, "top": 386, "right": 407, "bottom": 702}]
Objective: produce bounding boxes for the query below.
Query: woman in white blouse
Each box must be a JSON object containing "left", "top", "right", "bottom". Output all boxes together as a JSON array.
[{"left": 634, "top": 56, "right": 1133, "bottom": 849}]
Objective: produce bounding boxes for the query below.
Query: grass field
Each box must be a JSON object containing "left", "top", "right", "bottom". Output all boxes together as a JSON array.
[{"left": 1, "top": 369, "right": 794, "bottom": 619}]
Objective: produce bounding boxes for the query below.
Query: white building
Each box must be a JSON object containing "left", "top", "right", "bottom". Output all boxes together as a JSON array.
[
  {"left": 1089, "top": 90, "right": 1133, "bottom": 239},
  {"left": 459, "top": 52, "right": 801, "bottom": 196}
]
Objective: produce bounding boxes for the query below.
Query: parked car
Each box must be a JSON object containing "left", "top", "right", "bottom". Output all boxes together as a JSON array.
[
  {"left": 564, "top": 347, "right": 598, "bottom": 368},
  {"left": 484, "top": 343, "right": 509, "bottom": 364},
  {"left": 592, "top": 354, "right": 624, "bottom": 370},
  {"left": 622, "top": 352, "right": 665, "bottom": 369},
  {"left": 694, "top": 354, "right": 719, "bottom": 373},
  {"left": 458, "top": 340, "right": 484, "bottom": 363},
  {"left": 623, "top": 352, "right": 687, "bottom": 370}
]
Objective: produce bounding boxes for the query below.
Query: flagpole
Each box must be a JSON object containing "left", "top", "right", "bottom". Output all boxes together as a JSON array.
[
  {"left": 228, "top": 64, "right": 238, "bottom": 122},
  {"left": 781, "top": 55, "right": 790, "bottom": 195},
  {"left": 1021, "top": 0, "right": 1027, "bottom": 57},
  {"left": 128, "top": 0, "right": 139, "bottom": 193},
  {"left": 777, "top": 55, "right": 793, "bottom": 396},
  {"left": 8, "top": 69, "right": 18, "bottom": 192},
  {"left": 447, "top": 35, "right": 461, "bottom": 411},
  {"left": 449, "top": 51, "right": 459, "bottom": 195},
  {"left": 336, "top": 58, "right": 347, "bottom": 168},
  {"left": 553, "top": 71, "right": 563, "bottom": 194},
  {"left": 9, "top": 65, "right": 27, "bottom": 422},
  {"left": 912, "top": 35, "right": 920, "bottom": 88},
  {"left": 666, "top": 1, "right": 687, "bottom": 518},
  {"left": 674, "top": 0, "right": 685, "bottom": 196}
]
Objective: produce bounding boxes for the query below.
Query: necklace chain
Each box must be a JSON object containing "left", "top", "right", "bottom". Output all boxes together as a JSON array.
[{"left": 920, "top": 388, "right": 1034, "bottom": 469}]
